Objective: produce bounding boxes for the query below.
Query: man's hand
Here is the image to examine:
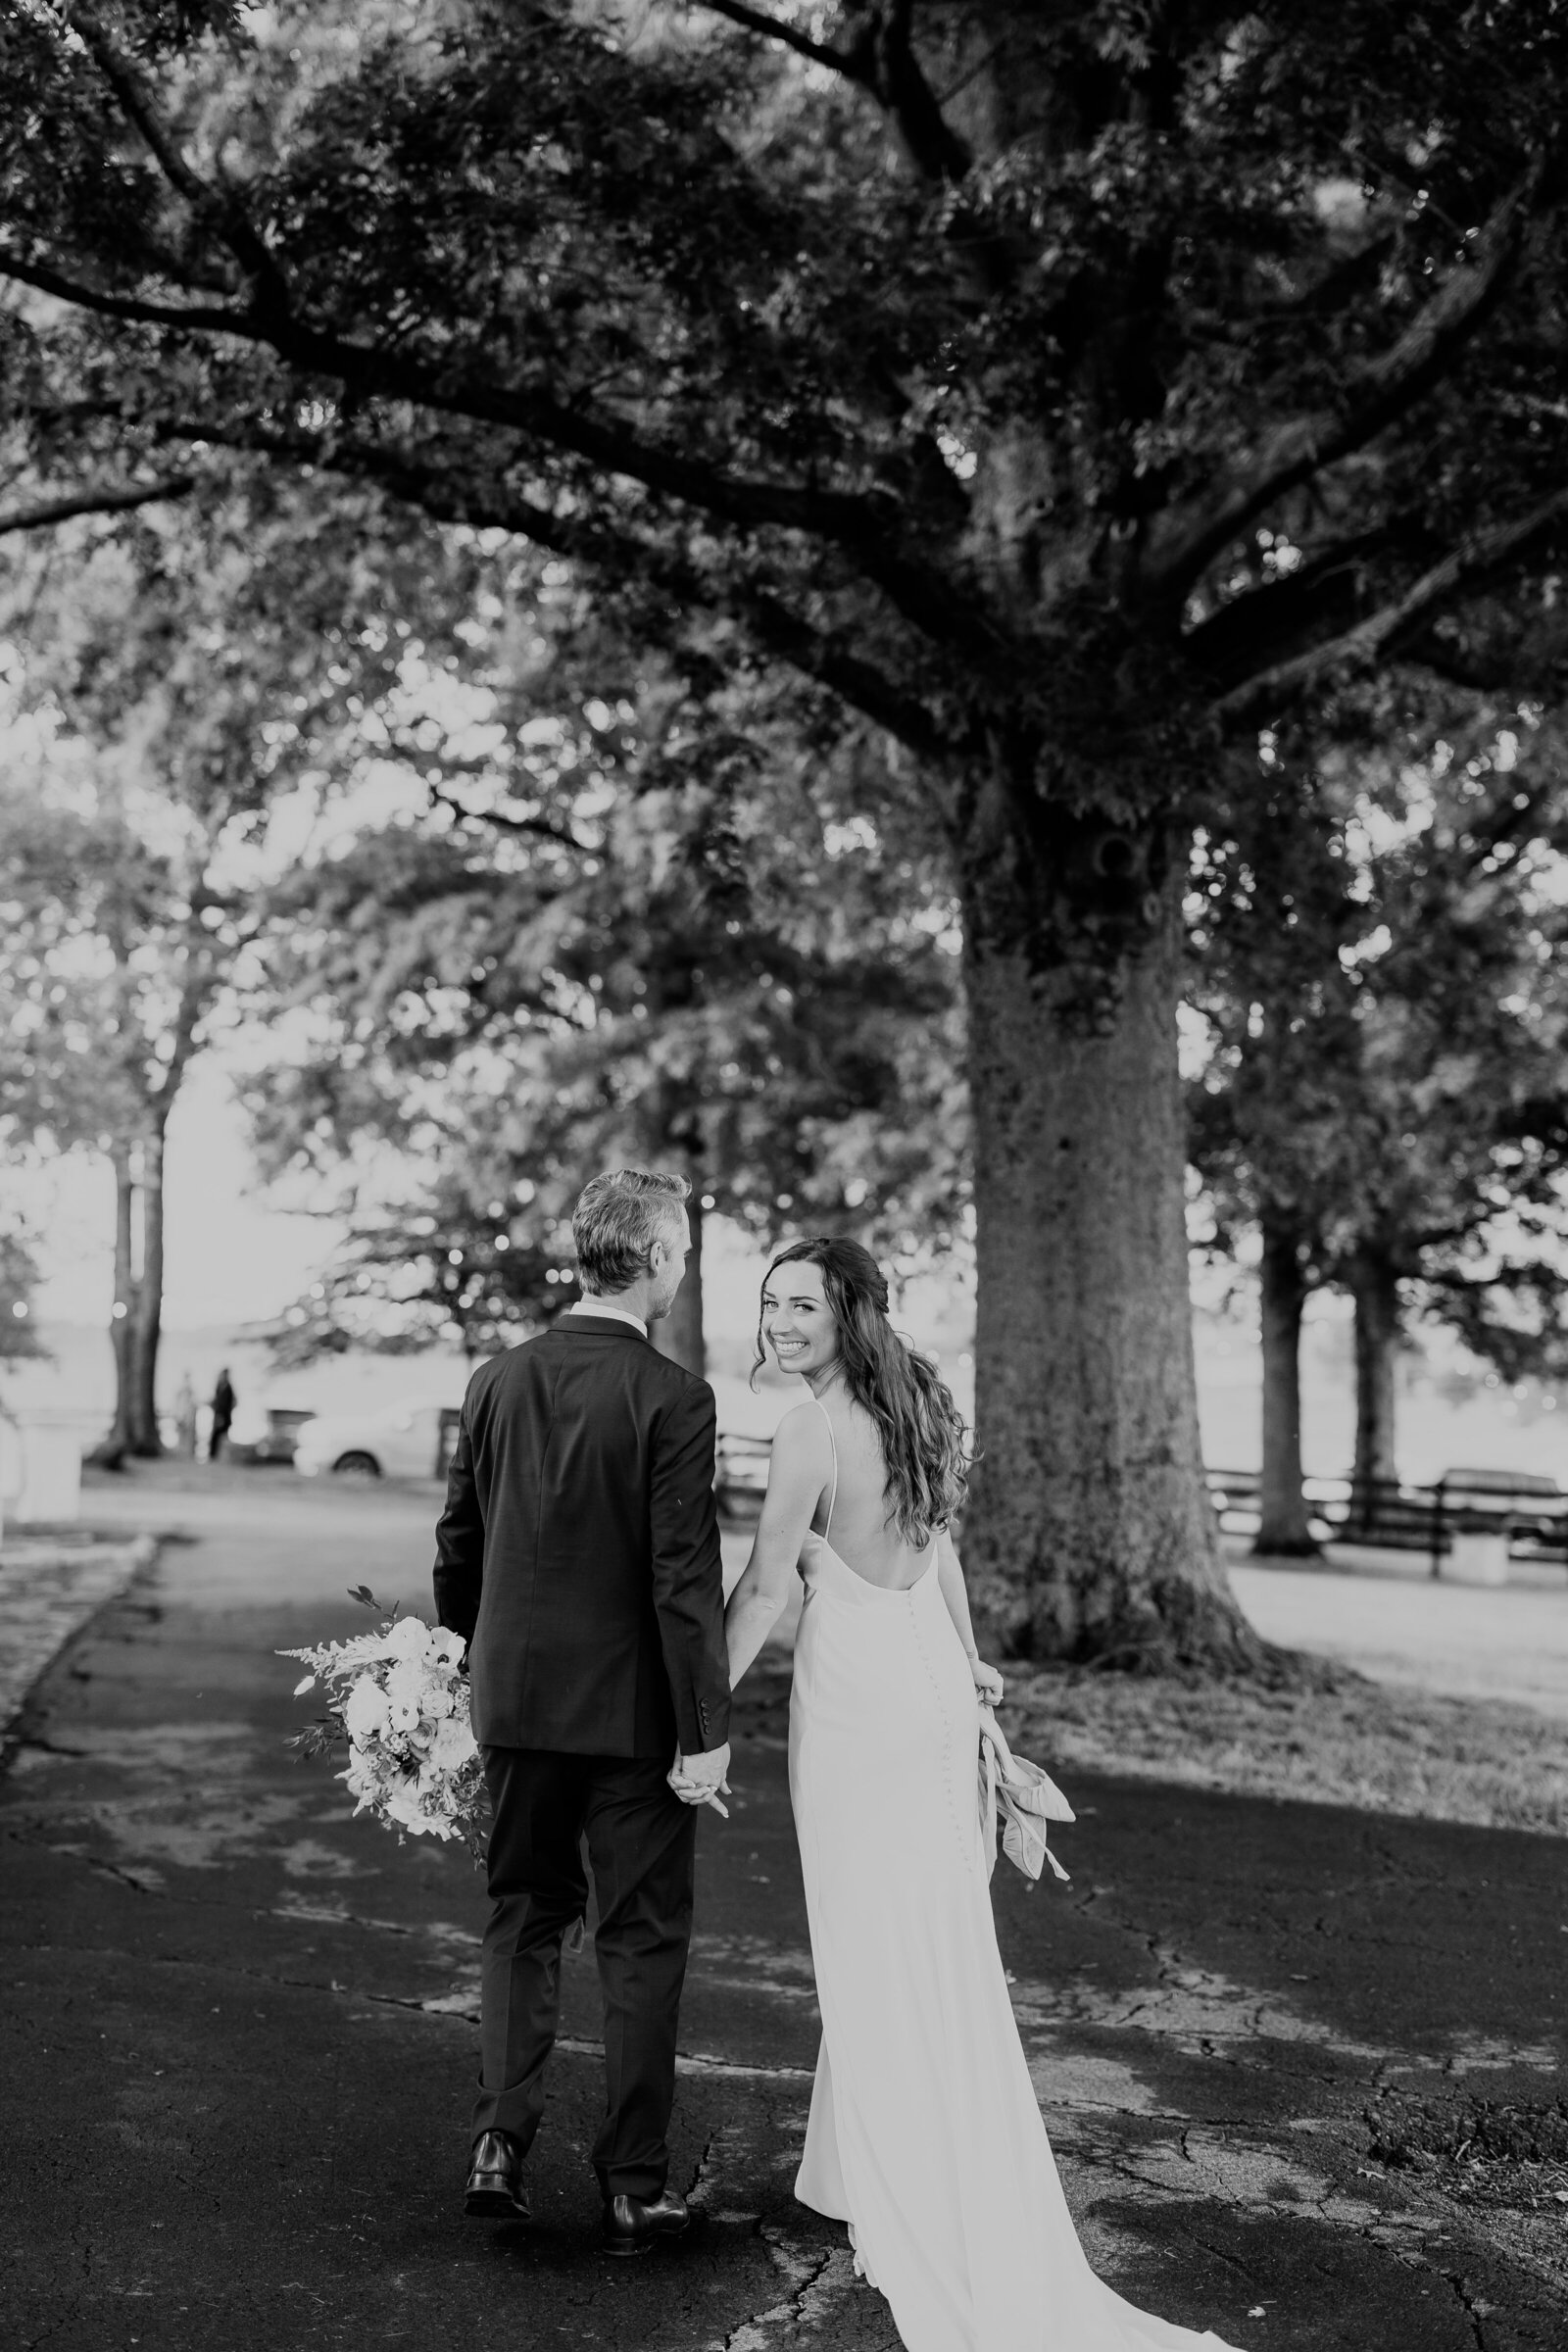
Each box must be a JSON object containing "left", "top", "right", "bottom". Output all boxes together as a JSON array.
[{"left": 668, "top": 1740, "right": 732, "bottom": 1815}]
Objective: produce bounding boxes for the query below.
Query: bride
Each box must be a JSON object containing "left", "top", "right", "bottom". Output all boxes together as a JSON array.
[{"left": 713, "top": 1237, "right": 1240, "bottom": 2352}]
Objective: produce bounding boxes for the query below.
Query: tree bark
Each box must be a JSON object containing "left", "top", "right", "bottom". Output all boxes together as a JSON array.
[
  {"left": 103, "top": 1143, "right": 137, "bottom": 1459},
  {"left": 128, "top": 1123, "right": 166, "bottom": 1454},
  {"left": 1255, "top": 1208, "right": 1319, "bottom": 1555},
  {"left": 957, "top": 793, "right": 1263, "bottom": 1670},
  {"left": 1348, "top": 1244, "right": 1401, "bottom": 1536},
  {"left": 655, "top": 1185, "right": 706, "bottom": 1377}
]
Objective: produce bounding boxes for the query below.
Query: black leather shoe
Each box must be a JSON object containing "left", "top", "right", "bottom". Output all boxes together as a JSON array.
[
  {"left": 465, "top": 2130, "right": 529, "bottom": 2221},
  {"left": 601, "top": 2186, "right": 690, "bottom": 2257}
]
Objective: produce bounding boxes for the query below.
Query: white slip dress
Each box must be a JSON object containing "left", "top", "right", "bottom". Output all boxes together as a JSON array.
[{"left": 787, "top": 1399, "right": 1240, "bottom": 2352}]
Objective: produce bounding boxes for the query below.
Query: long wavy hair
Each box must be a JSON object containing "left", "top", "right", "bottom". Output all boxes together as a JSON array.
[{"left": 755, "top": 1237, "right": 972, "bottom": 1545}]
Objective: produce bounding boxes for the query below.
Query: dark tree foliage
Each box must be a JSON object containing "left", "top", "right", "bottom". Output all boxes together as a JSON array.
[
  {"left": 266, "top": 1184, "right": 575, "bottom": 1365},
  {"left": 6, "top": 1, "right": 1568, "bottom": 1660},
  {"left": 1192, "top": 702, "right": 1568, "bottom": 1539}
]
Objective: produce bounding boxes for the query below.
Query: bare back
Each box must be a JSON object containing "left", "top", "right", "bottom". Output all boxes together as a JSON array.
[{"left": 811, "top": 1392, "right": 934, "bottom": 1592}]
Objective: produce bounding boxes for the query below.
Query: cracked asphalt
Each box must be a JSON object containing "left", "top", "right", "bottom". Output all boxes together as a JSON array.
[{"left": 2, "top": 1469, "right": 1566, "bottom": 2351}]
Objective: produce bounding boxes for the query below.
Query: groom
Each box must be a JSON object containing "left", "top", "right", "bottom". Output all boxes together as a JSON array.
[{"left": 433, "top": 1167, "right": 732, "bottom": 2255}]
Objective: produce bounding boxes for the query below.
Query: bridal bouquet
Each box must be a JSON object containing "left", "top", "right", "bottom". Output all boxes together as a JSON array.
[
  {"left": 280, "top": 1588, "right": 486, "bottom": 1858},
  {"left": 978, "top": 1705, "right": 1074, "bottom": 1886}
]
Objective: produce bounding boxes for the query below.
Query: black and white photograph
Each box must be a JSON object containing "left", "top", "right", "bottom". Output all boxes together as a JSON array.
[{"left": 2, "top": 4, "right": 1566, "bottom": 2347}]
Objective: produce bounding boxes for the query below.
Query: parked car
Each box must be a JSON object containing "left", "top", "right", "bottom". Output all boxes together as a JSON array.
[
  {"left": 292, "top": 1400, "right": 451, "bottom": 1482},
  {"left": 226, "top": 1406, "right": 318, "bottom": 1467}
]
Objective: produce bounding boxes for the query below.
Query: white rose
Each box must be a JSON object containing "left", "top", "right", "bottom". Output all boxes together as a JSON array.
[
  {"left": 383, "top": 1616, "right": 430, "bottom": 1663},
  {"left": 428, "top": 1717, "right": 478, "bottom": 1772},
  {"left": 384, "top": 1778, "right": 432, "bottom": 1833},
  {"left": 342, "top": 1677, "right": 391, "bottom": 1742}
]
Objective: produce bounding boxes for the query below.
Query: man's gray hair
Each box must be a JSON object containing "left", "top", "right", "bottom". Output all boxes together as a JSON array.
[{"left": 572, "top": 1167, "right": 691, "bottom": 1295}]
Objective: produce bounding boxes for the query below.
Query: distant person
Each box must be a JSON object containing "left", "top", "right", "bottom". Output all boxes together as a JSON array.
[
  {"left": 174, "top": 1373, "right": 198, "bottom": 1458},
  {"left": 209, "top": 1368, "right": 236, "bottom": 1461}
]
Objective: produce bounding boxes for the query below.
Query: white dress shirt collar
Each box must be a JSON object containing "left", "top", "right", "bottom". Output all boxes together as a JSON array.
[{"left": 565, "top": 1298, "right": 648, "bottom": 1338}]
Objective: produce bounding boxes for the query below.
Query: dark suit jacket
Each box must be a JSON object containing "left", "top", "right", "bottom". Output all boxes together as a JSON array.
[{"left": 433, "top": 1313, "right": 730, "bottom": 1758}]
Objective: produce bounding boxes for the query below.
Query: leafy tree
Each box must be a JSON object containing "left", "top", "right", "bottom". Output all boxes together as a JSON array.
[
  {"left": 1188, "top": 760, "right": 1359, "bottom": 1552},
  {"left": 266, "top": 1176, "right": 570, "bottom": 1367},
  {"left": 0, "top": 476, "right": 499, "bottom": 1446},
  {"left": 248, "top": 633, "right": 967, "bottom": 1373},
  {"left": 0, "top": 701, "right": 230, "bottom": 1453},
  {"left": 1324, "top": 729, "right": 1568, "bottom": 1517},
  {"left": 8, "top": 3, "right": 1568, "bottom": 1660},
  {"left": 1192, "top": 708, "right": 1568, "bottom": 1539}
]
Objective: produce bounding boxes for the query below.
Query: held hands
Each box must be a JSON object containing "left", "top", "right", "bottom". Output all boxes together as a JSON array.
[
  {"left": 668, "top": 1739, "right": 732, "bottom": 1818},
  {"left": 968, "top": 1654, "right": 1004, "bottom": 1708}
]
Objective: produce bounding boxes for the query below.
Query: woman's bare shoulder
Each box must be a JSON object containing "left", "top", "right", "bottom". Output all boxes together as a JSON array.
[{"left": 772, "top": 1398, "right": 833, "bottom": 1458}]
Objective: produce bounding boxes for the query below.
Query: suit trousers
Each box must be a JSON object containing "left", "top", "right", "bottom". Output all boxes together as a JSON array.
[{"left": 473, "top": 1745, "right": 699, "bottom": 2201}]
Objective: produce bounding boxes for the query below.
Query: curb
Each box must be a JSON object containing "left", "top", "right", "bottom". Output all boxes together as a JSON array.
[{"left": 0, "top": 1533, "right": 161, "bottom": 1740}]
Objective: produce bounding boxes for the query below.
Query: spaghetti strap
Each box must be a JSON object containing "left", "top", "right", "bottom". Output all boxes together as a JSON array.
[{"left": 814, "top": 1396, "right": 839, "bottom": 1543}]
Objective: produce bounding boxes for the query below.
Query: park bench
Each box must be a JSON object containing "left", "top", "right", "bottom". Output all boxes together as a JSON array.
[
  {"left": 1205, "top": 1467, "right": 1568, "bottom": 1576},
  {"left": 714, "top": 1444, "right": 1567, "bottom": 1573}
]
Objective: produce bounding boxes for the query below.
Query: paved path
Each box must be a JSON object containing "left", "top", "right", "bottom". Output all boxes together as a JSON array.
[
  {"left": 0, "top": 1536, "right": 156, "bottom": 1736},
  {"left": 1, "top": 1474, "right": 1565, "bottom": 2349}
]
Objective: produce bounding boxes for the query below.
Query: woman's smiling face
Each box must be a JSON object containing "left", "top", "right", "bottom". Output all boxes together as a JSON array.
[{"left": 761, "top": 1258, "right": 840, "bottom": 1380}]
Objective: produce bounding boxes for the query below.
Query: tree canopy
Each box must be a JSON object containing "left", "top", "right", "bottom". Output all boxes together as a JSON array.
[
  {"left": 7, "top": 0, "right": 1568, "bottom": 1661},
  {"left": 0, "top": 467, "right": 504, "bottom": 1445},
  {"left": 1191, "top": 699, "right": 1568, "bottom": 1531},
  {"left": 246, "top": 615, "right": 967, "bottom": 1370}
]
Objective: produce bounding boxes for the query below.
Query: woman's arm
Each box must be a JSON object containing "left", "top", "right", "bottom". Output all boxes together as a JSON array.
[
  {"left": 937, "top": 1528, "right": 1004, "bottom": 1706},
  {"left": 723, "top": 1405, "right": 833, "bottom": 1690}
]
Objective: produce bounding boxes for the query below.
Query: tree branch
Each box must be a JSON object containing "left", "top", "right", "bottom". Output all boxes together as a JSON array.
[
  {"left": 1214, "top": 483, "right": 1568, "bottom": 726},
  {"left": 71, "top": 6, "right": 295, "bottom": 320},
  {"left": 14, "top": 16, "right": 990, "bottom": 633},
  {"left": 870, "top": 0, "right": 974, "bottom": 185},
  {"left": 698, "top": 0, "right": 975, "bottom": 189},
  {"left": 0, "top": 473, "right": 194, "bottom": 538},
  {"left": 427, "top": 784, "right": 597, "bottom": 852},
  {"left": 151, "top": 957, "right": 211, "bottom": 1112},
  {"left": 0, "top": 250, "right": 260, "bottom": 334},
  {"left": 1147, "top": 168, "right": 1545, "bottom": 598},
  {"left": 1181, "top": 521, "right": 1396, "bottom": 682},
  {"left": 153, "top": 411, "right": 957, "bottom": 763},
  {"left": 695, "top": 0, "right": 868, "bottom": 80},
  {"left": 0, "top": 242, "right": 915, "bottom": 556}
]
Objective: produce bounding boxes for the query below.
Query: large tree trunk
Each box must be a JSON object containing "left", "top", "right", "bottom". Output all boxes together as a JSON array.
[
  {"left": 654, "top": 1185, "right": 705, "bottom": 1376},
  {"left": 1348, "top": 1244, "right": 1400, "bottom": 1537},
  {"left": 1255, "top": 1208, "right": 1318, "bottom": 1555},
  {"left": 958, "top": 795, "right": 1262, "bottom": 1670},
  {"left": 128, "top": 1125, "right": 166, "bottom": 1454}
]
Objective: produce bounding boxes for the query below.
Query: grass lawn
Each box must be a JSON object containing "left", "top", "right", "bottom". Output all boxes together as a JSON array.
[{"left": 1002, "top": 1665, "right": 1568, "bottom": 1838}]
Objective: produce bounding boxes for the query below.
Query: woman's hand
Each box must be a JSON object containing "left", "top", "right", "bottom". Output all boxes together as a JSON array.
[{"left": 969, "top": 1654, "right": 1004, "bottom": 1707}]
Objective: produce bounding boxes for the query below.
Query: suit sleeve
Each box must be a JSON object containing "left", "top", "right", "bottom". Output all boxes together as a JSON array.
[
  {"left": 433, "top": 1398, "right": 485, "bottom": 1646},
  {"left": 649, "top": 1378, "right": 731, "bottom": 1755}
]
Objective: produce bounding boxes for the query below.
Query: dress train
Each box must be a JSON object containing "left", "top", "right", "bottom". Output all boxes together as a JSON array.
[{"left": 787, "top": 1409, "right": 1240, "bottom": 2352}]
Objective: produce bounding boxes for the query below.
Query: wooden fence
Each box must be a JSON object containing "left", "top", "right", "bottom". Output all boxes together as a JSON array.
[
  {"left": 716, "top": 1432, "right": 1567, "bottom": 1576},
  {"left": 1205, "top": 1468, "right": 1568, "bottom": 1575}
]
